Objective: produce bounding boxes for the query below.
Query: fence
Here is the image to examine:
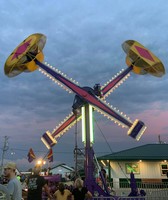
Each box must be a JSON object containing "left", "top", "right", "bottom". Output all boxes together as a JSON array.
[
  {"left": 93, "top": 197, "right": 167, "bottom": 200},
  {"left": 107, "top": 181, "right": 168, "bottom": 199}
]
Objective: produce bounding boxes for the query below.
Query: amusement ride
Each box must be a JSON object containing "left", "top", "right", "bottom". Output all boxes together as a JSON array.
[{"left": 4, "top": 33, "right": 165, "bottom": 197}]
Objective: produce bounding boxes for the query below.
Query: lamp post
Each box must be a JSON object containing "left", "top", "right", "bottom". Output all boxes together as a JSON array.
[
  {"left": 36, "top": 159, "right": 46, "bottom": 166},
  {"left": 35, "top": 159, "right": 46, "bottom": 174}
]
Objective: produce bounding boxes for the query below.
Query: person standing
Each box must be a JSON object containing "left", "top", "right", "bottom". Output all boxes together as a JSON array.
[
  {"left": 101, "top": 166, "right": 107, "bottom": 181},
  {"left": 4, "top": 162, "right": 22, "bottom": 200},
  {"left": 72, "top": 178, "right": 92, "bottom": 200},
  {"left": 27, "top": 166, "right": 52, "bottom": 200},
  {"left": 54, "top": 182, "right": 71, "bottom": 200}
]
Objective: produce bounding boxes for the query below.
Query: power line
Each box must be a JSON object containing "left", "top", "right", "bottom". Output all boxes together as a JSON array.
[
  {"left": 7, "top": 147, "right": 109, "bottom": 154},
  {"left": 94, "top": 118, "right": 129, "bottom": 181}
]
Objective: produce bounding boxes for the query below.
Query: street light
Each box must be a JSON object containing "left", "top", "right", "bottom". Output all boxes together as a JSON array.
[{"left": 36, "top": 159, "right": 46, "bottom": 166}]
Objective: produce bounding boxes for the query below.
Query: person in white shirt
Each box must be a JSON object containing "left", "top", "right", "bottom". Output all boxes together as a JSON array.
[{"left": 4, "top": 162, "right": 22, "bottom": 200}]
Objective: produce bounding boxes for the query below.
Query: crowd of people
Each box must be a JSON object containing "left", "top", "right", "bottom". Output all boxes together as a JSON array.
[
  {"left": 52, "top": 178, "right": 92, "bottom": 200},
  {"left": 0, "top": 161, "right": 147, "bottom": 199},
  {"left": 0, "top": 161, "right": 93, "bottom": 200},
  {"left": 27, "top": 170, "right": 93, "bottom": 200}
]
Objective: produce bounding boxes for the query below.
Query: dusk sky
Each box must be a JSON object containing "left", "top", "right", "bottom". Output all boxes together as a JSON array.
[{"left": 0, "top": 0, "right": 168, "bottom": 171}]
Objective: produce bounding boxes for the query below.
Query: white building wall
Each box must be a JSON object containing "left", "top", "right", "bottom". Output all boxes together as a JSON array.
[
  {"left": 138, "top": 161, "right": 160, "bottom": 179},
  {"left": 110, "top": 161, "right": 126, "bottom": 178},
  {"left": 109, "top": 161, "right": 167, "bottom": 179}
]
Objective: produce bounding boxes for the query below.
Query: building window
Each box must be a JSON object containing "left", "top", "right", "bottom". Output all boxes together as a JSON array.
[
  {"left": 160, "top": 164, "right": 168, "bottom": 176},
  {"left": 125, "top": 163, "right": 140, "bottom": 174}
]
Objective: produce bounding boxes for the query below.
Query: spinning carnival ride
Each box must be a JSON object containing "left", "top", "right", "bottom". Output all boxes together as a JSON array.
[{"left": 4, "top": 33, "right": 165, "bottom": 196}]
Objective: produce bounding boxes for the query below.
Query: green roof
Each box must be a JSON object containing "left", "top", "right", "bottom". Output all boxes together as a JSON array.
[{"left": 97, "top": 144, "right": 168, "bottom": 161}]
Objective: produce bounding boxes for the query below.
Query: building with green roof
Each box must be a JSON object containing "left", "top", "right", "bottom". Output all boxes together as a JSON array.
[{"left": 97, "top": 144, "right": 168, "bottom": 186}]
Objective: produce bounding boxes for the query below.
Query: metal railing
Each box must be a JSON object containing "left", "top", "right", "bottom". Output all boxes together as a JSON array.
[
  {"left": 93, "top": 197, "right": 167, "bottom": 200},
  {"left": 106, "top": 181, "right": 168, "bottom": 198},
  {"left": 110, "top": 181, "right": 168, "bottom": 188}
]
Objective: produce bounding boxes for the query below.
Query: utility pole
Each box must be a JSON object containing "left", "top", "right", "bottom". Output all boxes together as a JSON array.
[
  {"left": 158, "top": 135, "right": 165, "bottom": 144},
  {"left": 158, "top": 135, "right": 161, "bottom": 144},
  {"left": 0, "top": 136, "right": 9, "bottom": 176}
]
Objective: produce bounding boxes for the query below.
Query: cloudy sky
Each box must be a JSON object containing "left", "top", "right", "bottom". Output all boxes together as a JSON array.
[{"left": 0, "top": 0, "right": 168, "bottom": 171}]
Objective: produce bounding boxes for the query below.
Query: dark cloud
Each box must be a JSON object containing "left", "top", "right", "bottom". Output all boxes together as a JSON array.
[{"left": 0, "top": 0, "right": 168, "bottom": 170}]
